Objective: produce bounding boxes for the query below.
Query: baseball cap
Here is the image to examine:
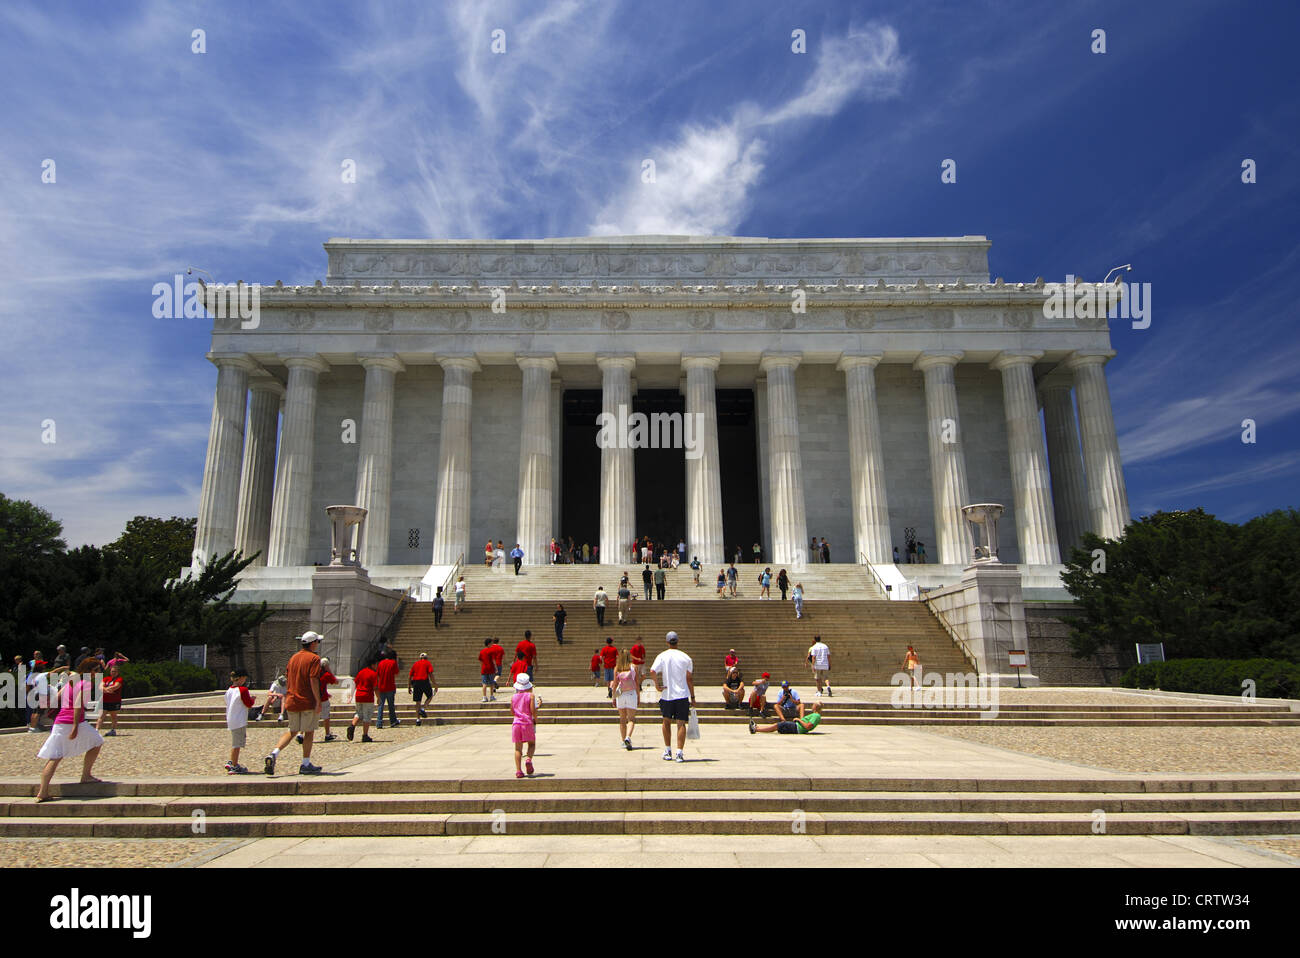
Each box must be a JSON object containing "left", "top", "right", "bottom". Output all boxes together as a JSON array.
[
  {"left": 300, "top": 631, "right": 323, "bottom": 645},
  {"left": 762, "top": 672, "right": 770, "bottom": 679},
  {"left": 666, "top": 631, "right": 678, "bottom": 644},
  {"left": 782, "top": 680, "right": 790, "bottom": 687}
]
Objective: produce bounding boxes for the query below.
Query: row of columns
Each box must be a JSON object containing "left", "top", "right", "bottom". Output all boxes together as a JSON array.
[{"left": 192, "top": 347, "right": 1130, "bottom": 571}]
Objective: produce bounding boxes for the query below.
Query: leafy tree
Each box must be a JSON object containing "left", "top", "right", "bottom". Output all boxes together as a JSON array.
[
  {"left": 1063, "top": 508, "right": 1300, "bottom": 662},
  {"left": 0, "top": 493, "right": 66, "bottom": 562},
  {"left": 106, "top": 515, "right": 197, "bottom": 573}
]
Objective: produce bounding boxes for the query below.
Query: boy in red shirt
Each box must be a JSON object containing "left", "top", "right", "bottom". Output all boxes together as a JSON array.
[
  {"left": 515, "top": 630, "right": 537, "bottom": 681},
  {"left": 629, "top": 638, "right": 646, "bottom": 687},
  {"left": 409, "top": 653, "right": 438, "bottom": 724},
  {"left": 599, "top": 639, "right": 619, "bottom": 698},
  {"left": 478, "top": 639, "right": 498, "bottom": 703},
  {"left": 316, "top": 657, "right": 338, "bottom": 742},
  {"left": 508, "top": 651, "right": 528, "bottom": 685},
  {"left": 590, "top": 650, "right": 602, "bottom": 685},
  {"left": 374, "top": 653, "right": 400, "bottom": 729},
  {"left": 95, "top": 665, "right": 124, "bottom": 736},
  {"left": 348, "top": 662, "right": 378, "bottom": 742},
  {"left": 488, "top": 638, "right": 505, "bottom": 693}
]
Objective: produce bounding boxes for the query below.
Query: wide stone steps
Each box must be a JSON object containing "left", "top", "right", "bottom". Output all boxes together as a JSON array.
[
  {"left": 455, "top": 562, "right": 888, "bottom": 602},
  {"left": 104, "top": 701, "right": 1300, "bottom": 728},
  {"left": 4, "top": 778, "right": 1298, "bottom": 836},
  {"left": 393, "top": 598, "right": 969, "bottom": 684}
]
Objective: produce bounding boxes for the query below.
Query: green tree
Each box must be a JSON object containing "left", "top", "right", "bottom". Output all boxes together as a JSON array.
[{"left": 106, "top": 515, "right": 197, "bottom": 573}]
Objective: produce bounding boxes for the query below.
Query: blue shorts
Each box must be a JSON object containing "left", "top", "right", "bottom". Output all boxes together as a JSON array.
[
  {"left": 777, "top": 721, "right": 799, "bottom": 734},
  {"left": 481, "top": 674, "right": 494, "bottom": 685},
  {"left": 603, "top": 668, "right": 615, "bottom": 682}
]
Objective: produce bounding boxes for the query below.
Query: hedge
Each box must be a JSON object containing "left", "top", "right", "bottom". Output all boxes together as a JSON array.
[
  {"left": 1120, "top": 658, "right": 1300, "bottom": 699},
  {"left": 117, "top": 660, "right": 219, "bottom": 698}
]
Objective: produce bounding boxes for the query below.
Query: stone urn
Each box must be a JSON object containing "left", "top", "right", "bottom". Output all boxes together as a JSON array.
[
  {"left": 961, "top": 503, "right": 1004, "bottom": 562},
  {"left": 326, "top": 505, "right": 368, "bottom": 567}
]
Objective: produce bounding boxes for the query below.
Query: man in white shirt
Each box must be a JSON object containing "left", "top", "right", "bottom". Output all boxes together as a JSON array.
[
  {"left": 807, "top": 636, "right": 832, "bottom": 696},
  {"left": 650, "top": 631, "right": 695, "bottom": 763},
  {"left": 593, "top": 586, "right": 608, "bottom": 628}
]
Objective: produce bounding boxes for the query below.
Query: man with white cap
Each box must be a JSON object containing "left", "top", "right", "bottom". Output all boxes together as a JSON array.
[
  {"left": 650, "top": 631, "right": 695, "bottom": 763},
  {"left": 265, "top": 632, "right": 323, "bottom": 776}
]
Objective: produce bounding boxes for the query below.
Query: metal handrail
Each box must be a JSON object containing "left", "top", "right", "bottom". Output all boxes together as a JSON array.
[
  {"left": 857, "top": 551, "right": 894, "bottom": 599},
  {"left": 439, "top": 552, "right": 465, "bottom": 597},
  {"left": 922, "top": 594, "right": 980, "bottom": 677}
]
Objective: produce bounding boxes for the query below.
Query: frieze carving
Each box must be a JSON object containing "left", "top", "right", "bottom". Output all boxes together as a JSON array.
[
  {"left": 521, "top": 309, "right": 548, "bottom": 330},
  {"left": 363, "top": 309, "right": 393, "bottom": 332},
  {"left": 688, "top": 310, "right": 714, "bottom": 330},
  {"left": 1005, "top": 309, "right": 1034, "bottom": 330},
  {"left": 601, "top": 310, "right": 630, "bottom": 330},
  {"left": 287, "top": 310, "right": 315, "bottom": 329},
  {"left": 442, "top": 310, "right": 471, "bottom": 332},
  {"left": 845, "top": 309, "right": 874, "bottom": 330},
  {"left": 766, "top": 310, "right": 796, "bottom": 331}
]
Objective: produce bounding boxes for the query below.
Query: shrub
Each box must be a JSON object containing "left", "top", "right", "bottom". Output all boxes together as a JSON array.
[
  {"left": 118, "top": 660, "right": 218, "bottom": 699},
  {"left": 1120, "top": 658, "right": 1300, "bottom": 699}
]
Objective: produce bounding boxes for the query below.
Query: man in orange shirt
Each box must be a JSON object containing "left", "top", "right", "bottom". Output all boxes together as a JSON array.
[{"left": 265, "top": 632, "right": 323, "bottom": 776}]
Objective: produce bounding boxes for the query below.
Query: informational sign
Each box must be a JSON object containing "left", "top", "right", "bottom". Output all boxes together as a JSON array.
[
  {"left": 178, "top": 645, "right": 207, "bottom": 668},
  {"left": 1008, "top": 649, "right": 1028, "bottom": 668},
  {"left": 1135, "top": 643, "right": 1165, "bottom": 665}
]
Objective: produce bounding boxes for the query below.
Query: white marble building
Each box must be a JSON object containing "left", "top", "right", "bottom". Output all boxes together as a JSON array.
[{"left": 191, "top": 235, "right": 1129, "bottom": 599}]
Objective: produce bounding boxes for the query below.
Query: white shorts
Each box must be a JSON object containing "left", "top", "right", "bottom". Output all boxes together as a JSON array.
[{"left": 616, "top": 691, "right": 638, "bottom": 710}]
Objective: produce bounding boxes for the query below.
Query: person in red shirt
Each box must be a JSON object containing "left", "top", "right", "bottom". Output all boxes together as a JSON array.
[
  {"left": 724, "top": 649, "right": 740, "bottom": 672},
  {"left": 374, "top": 652, "right": 400, "bottom": 729},
  {"left": 409, "top": 653, "right": 439, "bottom": 724},
  {"left": 599, "top": 638, "right": 619, "bottom": 698},
  {"left": 478, "top": 639, "right": 498, "bottom": 703},
  {"left": 629, "top": 637, "right": 646, "bottom": 687},
  {"left": 95, "top": 665, "right": 124, "bottom": 736},
  {"left": 348, "top": 662, "right": 378, "bottom": 742},
  {"left": 515, "top": 630, "right": 537, "bottom": 681},
  {"left": 590, "top": 650, "right": 602, "bottom": 686},
  {"left": 317, "top": 657, "right": 339, "bottom": 742},
  {"left": 508, "top": 651, "right": 528, "bottom": 685},
  {"left": 488, "top": 638, "right": 505, "bottom": 693}
]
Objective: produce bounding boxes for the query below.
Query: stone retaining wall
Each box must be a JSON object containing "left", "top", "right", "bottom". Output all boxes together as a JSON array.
[{"left": 1025, "top": 601, "right": 1135, "bottom": 686}]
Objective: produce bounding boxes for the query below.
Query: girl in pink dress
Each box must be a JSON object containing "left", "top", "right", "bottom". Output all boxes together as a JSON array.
[
  {"left": 511, "top": 673, "right": 538, "bottom": 778},
  {"left": 35, "top": 658, "right": 107, "bottom": 802}
]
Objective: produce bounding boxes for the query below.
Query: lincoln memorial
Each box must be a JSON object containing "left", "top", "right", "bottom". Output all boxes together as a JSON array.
[{"left": 189, "top": 235, "right": 1129, "bottom": 602}]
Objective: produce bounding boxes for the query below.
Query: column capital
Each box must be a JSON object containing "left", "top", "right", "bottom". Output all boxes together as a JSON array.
[
  {"left": 205, "top": 351, "right": 257, "bottom": 373},
  {"left": 1064, "top": 349, "right": 1116, "bottom": 370},
  {"left": 913, "top": 350, "right": 964, "bottom": 372},
  {"left": 989, "top": 350, "right": 1044, "bottom": 372},
  {"left": 358, "top": 353, "right": 407, "bottom": 374},
  {"left": 515, "top": 353, "right": 558, "bottom": 373},
  {"left": 836, "top": 351, "right": 884, "bottom": 372},
  {"left": 759, "top": 351, "right": 802, "bottom": 373},
  {"left": 280, "top": 354, "right": 330, "bottom": 374},
  {"left": 596, "top": 354, "right": 637, "bottom": 372},
  {"left": 435, "top": 354, "right": 480, "bottom": 374},
  {"left": 680, "top": 353, "right": 721, "bottom": 372}
]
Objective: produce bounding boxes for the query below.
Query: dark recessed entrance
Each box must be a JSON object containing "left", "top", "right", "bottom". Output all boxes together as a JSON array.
[
  {"left": 632, "top": 389, "right": 686, "bottom": 548},
  {"left": 717, "top": 389, "right": 762, "bottom": 558},
  {"left": 561, "top": 390, "right": 602, "bottom": 550}
]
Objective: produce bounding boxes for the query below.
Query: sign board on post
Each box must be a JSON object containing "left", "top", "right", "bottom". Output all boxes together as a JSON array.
[
  {"left": 1135, "top": 643, "right": 1165, "bottom": 665},
  {"left": 1007, "top": 650, "right": 1028, "bottom": 668},
  {"left": 178, "top": 645, "right": 207, "bottom": 668}
]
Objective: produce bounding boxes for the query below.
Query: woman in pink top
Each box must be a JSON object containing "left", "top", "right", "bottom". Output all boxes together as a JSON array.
[
  {"left": 511, "top": 672, "right": 538, "bottom": 778},
  {"left": 611, "top": 650, "right": 639, "bottom": 750},
  {"left": 35, "top": 657, "right": 106, "bottom": 802}
]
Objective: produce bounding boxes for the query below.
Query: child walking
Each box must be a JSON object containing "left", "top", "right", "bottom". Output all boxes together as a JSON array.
[
  {"left": 511, "top": 672, "right": 538, "bottom": 778},
  {"left": 225, "top": 669, "right": 255, "bottom": 773}
]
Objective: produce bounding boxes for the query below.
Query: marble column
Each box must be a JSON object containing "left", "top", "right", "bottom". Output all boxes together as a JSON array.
[
  {"left": 760, "top": 353, "right": 809, "bottom": 567},
  {"left": 233, "top": 378, "right": 283, "bottom": 566},
  {"left": 354, "top": 354, "right": 405, "bottom": 568},
  {"left": 1040, "top": 382, "right": 1091, "bottom": 555},
  {"left": 991, "top": 351, "right": 1061, "bottom": 565},
  {"left": 194, "top": 352, "right": 255, "bottom": 566},
  {"left": 683, "top": 354, "right": 725, "bottom": 564},
  {"left": 430, "top": 355, "right": 479, "bottom": 565},
  {"left": 516, "top": 355, "right": 557, "bottom": 566},
  {"left": 597, "top": 355, "right": 637, "bottom": 565},
  {"left": 1066, "top": 350, "right": 1131, "bottom": 540},
  {"left": 267, "top": 355, "right": 329, "bottom": 567},
  {"left": 837, "top": 352, "right": 892, "bottom": 565},
  {"left": 915, "top": 351, "right": 973, "bottom": 565}
]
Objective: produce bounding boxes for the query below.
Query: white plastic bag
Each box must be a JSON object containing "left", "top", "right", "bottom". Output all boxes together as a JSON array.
[{"left": 686, "top": 707, "right": 701, "bottom": 740}]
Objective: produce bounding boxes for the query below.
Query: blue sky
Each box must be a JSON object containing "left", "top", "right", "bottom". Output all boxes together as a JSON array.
[{"left": 1, "top": 0, "right": 1297, "bottom": 547}]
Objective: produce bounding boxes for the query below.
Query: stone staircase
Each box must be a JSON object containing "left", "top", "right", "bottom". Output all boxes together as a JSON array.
[
  {"left": 453, "top": 562, "right": 888, "bottom": 602},
  {"left": 5, "top": 776, "right": 1298, "bottom": 837},
  {"left": 107, "top": 698, "right": 1300, "bottom": 729},
  {"left": 391, "top": 597, "right": 965, "bottom": 685}
]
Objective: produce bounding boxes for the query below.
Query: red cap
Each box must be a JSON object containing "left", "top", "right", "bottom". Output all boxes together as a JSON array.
[{"left": 762, "top": 672, "right": 770, "bottom": 678}]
